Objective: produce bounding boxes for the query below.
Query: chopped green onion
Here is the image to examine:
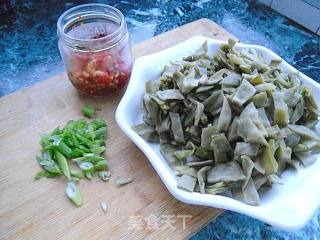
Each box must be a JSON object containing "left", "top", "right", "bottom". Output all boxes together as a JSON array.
[
  {"left": 79, "top": 162, "right": 94, "bottom": 174},
  {"left": 92, "top": 118, "right": 107, "bottom": 129},
  {"left": 70, "top": 170, "right": 83, "bottom": 180},
  {"left": 101, "top": 201, "right": 108, "bottom": 213},
  {"left": 34, "top": 170, "right": 49, "bottom": 180},
  {"left": 85, "top": 172, "right": 94, "bottom": 180},
  {"left": 73, "top": 154, "right": 105, "bottom": 164},
  {"left": 94, "top": 160, "right": 108, "bottom": 171},
  {"left": 94, "top": 127, "right": 107, "bottom": 140},
  {"left": 38, "top": 158, "right": 61, "bottom": 175},
  {"left": 98, "top": 171, "right": 111, "bottom": 181},
  {"left": 66, "top": 182, "right": 82, "bottom": 207},
  {"left": 54, "top": 150, "right": 71, "bottom": 180},
  {"left": 90, "top": 145, "right": 106, "bottom": 154},
  {"left": 35, "top": 117, "right": 108, "bottom": 207},
  {"left": 115, "top": 177, "right": 134, "bottom": 187},
  {"left": 82, "top": 105, "right": 96, "bottom": 118}
]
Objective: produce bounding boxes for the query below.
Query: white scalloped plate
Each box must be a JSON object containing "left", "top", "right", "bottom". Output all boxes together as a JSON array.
[{"left": 115, "top": 36, "right": 320, "bottom": 231}]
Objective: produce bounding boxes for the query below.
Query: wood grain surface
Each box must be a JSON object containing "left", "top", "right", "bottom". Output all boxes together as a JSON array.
[{"left": 0, "top": 19, "right": 236, "bottom": 240}]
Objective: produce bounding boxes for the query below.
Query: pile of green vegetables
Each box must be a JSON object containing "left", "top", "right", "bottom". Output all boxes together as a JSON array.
[
  {"left": 35, "top": 107, "right": 108, "bottom": 207},
  {"left": 133, "top": 39, "right": 320, "bottom": 205}
]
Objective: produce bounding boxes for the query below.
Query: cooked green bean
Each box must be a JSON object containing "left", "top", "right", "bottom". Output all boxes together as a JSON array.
[{"left": 132, "top": 39, "right": 320, "bottom": 205}]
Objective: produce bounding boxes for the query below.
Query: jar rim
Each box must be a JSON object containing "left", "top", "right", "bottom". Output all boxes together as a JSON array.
[{"left": 57, "top": 3, "right": 126, "bottom": 47}]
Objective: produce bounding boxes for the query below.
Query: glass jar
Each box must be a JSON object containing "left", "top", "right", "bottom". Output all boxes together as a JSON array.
[{"left": 57, "top": 4, "right": 132, "bottom": 96}]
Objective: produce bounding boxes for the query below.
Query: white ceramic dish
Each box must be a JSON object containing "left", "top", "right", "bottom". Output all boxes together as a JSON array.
[{"left": 115, "top": 36, "right": 320, "bottom": 231}]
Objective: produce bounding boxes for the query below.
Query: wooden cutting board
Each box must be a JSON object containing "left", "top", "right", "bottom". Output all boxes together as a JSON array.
[{"left": 0, "top": 19, "right": 236, "bottom": 240}]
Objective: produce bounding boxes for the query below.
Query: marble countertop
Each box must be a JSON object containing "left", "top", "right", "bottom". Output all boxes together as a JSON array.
[{"left": 1, "top": 0, "right": 320, "bottom": 239}]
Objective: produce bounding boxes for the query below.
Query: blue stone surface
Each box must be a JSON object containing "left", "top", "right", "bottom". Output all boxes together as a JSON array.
[{"left": 0, "top": 0, "right": 320, "bottom": 239}]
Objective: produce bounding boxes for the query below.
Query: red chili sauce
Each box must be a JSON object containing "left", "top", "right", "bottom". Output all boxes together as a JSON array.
[{"left": 66, "top": 21, "right": 131, "bottom": 96}]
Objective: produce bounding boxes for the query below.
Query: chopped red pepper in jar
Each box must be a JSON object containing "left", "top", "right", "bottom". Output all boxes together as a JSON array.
[
  {"left": 67, "top": 46, "right": 132, "bottom": 96},
  {"left": 57, "top": 4, "right": 133, "bottom": 96}
]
